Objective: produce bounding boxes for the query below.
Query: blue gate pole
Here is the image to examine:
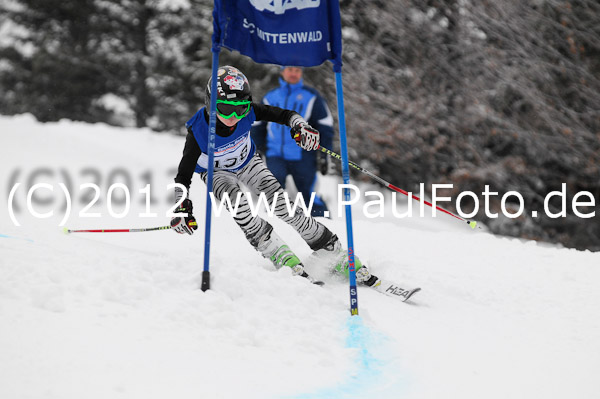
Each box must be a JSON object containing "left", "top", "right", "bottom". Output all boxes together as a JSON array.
[
  {"left": 334, "top": 70, "right": 359, "bottom": 315},
  {"left": 201, "top": 47, "right": 221, "bottom": 292}
]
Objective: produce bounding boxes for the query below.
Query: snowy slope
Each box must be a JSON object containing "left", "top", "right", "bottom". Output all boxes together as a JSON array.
[{"left": 1, "top": 114, "right": 599, "bottom": 399}]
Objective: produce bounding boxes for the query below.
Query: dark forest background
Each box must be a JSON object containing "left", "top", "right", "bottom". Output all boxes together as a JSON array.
[{"left": 1, "top": 0, "right": 599, "bottom": 250}]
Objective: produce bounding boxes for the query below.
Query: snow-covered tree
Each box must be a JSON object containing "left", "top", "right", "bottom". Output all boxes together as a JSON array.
[{"left": 0, "top": 0, "right": 113, "bottom": 122}]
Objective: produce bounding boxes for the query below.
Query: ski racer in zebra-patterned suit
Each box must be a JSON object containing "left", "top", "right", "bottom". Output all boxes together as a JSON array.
[{"left": 170, "top": 65, "right": 378, "bottom": 286}]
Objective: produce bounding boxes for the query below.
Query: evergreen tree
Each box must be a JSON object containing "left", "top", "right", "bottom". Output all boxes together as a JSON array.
[
  {"left": 92, "top": 0, "right": 214, "bottom": 130},
  {"left": 0, "top": 0, "right": 112, "bottom": 122}
]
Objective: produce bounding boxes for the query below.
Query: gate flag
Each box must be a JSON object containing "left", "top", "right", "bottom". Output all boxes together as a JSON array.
[
  {"left": 213, "top": 0, "right": 343, "bottom": 70},
  {"left": 211, "top": 0, "right": 358, "bottom": 315}
]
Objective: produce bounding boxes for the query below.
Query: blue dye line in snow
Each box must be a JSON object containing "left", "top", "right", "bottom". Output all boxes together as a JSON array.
[
  {"left": 0, "top": 234, "right": 34, "bottom": 243},
  {"left": 292, "top": 316, "right": 406, "bottom": 399}
]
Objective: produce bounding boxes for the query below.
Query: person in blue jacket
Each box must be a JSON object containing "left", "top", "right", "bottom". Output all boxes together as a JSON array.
[{"left": 251, "top": 66, "right": 333, "bottom": 218}]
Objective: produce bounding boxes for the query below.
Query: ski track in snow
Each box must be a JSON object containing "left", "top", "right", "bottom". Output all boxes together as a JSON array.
[{"left": 1, "top": 114, "right": 599, "bottom": 399}]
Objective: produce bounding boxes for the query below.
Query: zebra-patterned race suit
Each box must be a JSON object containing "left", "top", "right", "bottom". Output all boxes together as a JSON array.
[{"left": 174, "top": 100, "right": 372, "bottom": 283}]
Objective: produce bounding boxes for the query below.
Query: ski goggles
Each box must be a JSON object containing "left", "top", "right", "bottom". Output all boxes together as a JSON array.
[{"left": 216, "top": 99, "right": 251, "bottom": 120}]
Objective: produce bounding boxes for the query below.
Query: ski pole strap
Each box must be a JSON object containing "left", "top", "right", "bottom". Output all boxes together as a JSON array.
[
  {"left": 318, "top": 146, "right": 478, "bottom": 229},
  {"left": 64, "top": 226, "right": 171, "bottom": 234}
]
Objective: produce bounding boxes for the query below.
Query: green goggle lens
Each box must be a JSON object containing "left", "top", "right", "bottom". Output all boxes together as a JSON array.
[{"left": 216, "top": 100, "right": 251, "bottom": 120}]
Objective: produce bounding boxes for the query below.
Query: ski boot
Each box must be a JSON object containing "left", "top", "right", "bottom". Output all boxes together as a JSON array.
[
  {"left": 253, "top": 225, "right": 323, "bottom": 285},
  {"left": 314, "top": 232, "right": 380, "bottom": 287}
]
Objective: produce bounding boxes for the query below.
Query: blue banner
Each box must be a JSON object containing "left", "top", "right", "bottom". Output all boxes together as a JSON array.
[{"left": 213, "top": 0, "right": 343, "bottom": 71}]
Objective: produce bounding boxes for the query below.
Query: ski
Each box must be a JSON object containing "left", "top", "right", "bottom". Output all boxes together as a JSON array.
[
  {"left": 303, "top": 274, "right": 325, "bottom": 286},
  {"left": 369, "top": 278, "right": 421, "bottom": 302},
  {"left": 298, "top": 270, "right": 324, "bottom": 286}
]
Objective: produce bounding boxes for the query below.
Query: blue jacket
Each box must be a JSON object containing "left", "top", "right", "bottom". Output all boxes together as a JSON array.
[{"left": 251, "top": 78, "right": 333, "bottom": 161}]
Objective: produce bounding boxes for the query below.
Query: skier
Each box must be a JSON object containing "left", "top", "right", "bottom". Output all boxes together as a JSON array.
[{"left": 170, "top": 65, "right": 378, "bottom": 286}]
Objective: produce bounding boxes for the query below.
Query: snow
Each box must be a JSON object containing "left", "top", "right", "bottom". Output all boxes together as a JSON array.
[
  {"left": 1, "top": 114, "right": 599, "bottom": 399},
  {"left": 94, "top": 94, "right": 136, "bottom": 127},
  {"left": 156, "top": 0, "right": 191, "bottom": 11}
]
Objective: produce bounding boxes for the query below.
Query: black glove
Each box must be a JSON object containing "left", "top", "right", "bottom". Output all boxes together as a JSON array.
[
  {"left": 317, "top": 153, "right": 330, "bottom": 175},
  {"left": 170, "top": 199, "right": 198, "bottom": 235},
  {"left": 290, "top": 122, "right": 320, "bottom": 151}
]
